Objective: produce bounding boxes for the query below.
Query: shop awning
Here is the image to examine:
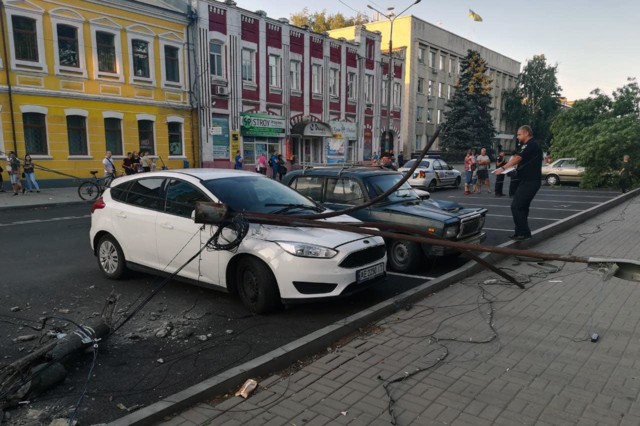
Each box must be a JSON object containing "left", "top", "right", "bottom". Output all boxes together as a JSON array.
[{"left": 290, "top": 121, "right": 334, "bottom": 137}]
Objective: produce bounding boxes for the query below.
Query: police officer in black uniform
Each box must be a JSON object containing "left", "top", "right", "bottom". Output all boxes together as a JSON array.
[{"left": 493, "top": 125, "right": 542, "bottom": 240}]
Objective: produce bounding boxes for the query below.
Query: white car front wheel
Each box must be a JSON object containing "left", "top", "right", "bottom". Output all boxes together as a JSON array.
[{"left": 236, "top": 257, "right": 281, "bottom": 314}]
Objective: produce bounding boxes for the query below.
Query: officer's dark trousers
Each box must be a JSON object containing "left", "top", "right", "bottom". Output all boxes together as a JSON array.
[{"left": 511, "top": 179, "right": 541, "bottom": 237}]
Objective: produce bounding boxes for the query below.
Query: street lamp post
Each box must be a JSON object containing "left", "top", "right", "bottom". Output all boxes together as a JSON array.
[{"left": 368, "top": 0, "right": 421, "bottom": 156}]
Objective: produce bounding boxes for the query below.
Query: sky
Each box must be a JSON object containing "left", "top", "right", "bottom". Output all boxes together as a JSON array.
[{"left": 232, "top": 0, "right": 640, "bottom": 100}]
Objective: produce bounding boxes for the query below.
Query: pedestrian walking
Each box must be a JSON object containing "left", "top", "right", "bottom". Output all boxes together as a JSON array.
[
  {"left": 141, "top": 151, "right": 153, "bottom": 172},
  {"left": 234, "top": 150, "right": 244, "bottom": 170},
  {"left": 619, "top": 154, "right": 632, "bottom": 193},
  {"left": 463, "top": 149, "right": 475, "bottom": 195},
  {"left": 132, "top": 151, "right": 142, "bottom": 173},
  {"left": 0, "top": 156, "right": 5, "bottom": 192},
  {"left": 493, "top": 125, "right": 542, "bottom": 241},
  {"left": 269, "top": 151, "right": 279, "bottom": 180},
  {"left": 7, "top": 151, "right": 24, "bottom": 195},
  {"left": 276, "top": 154, "right": 287, "bottom": 181},
  {"left": 494, "top": 150, "right": 506, "bottom": 196},
  {"left": 22, "top": 154, "right": 40, "bottom": 192},
  {"left": 476, "top": 148, "right": 491, "bottom": 193},
  {"left": 256, "top": 152, "right": 267, "bottom": 175},
  {"left": 397, "top": 152, "right": 405, "bottom": 168},
  {"left": 122, "top": 152, "right": 135, "bottom": 175},
  {"left": 471, "top": 169, "right": 479, "bottom": 193},
  {"left": 103, "top": 151, "right": 116, "bottom": 184}
]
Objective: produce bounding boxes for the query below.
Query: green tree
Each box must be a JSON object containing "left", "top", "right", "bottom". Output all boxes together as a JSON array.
[
  {"left": 503, "top": 55, "right": 562, "bottom": 150},
  {"left": 441, "top": 50, "right": 495, "bottom": 155},
  {"left": 550, "top": 79, "right": 640, "bottom": 187},
  {"left": 290, "top": 8, "right": 369, "bottom": 32}
]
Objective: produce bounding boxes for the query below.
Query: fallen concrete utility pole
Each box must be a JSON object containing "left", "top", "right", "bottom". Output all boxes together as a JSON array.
[
  {"left": 196, "top": 203, "right": 640, "bottom": 284},
  {"left": 0, "top": 294, "right": 118, "bottom": 411}
]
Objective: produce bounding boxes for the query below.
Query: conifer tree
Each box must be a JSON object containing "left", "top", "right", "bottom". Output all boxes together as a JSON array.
[{"left": 441, "top": 50, "right": 495, "bottom": 155}]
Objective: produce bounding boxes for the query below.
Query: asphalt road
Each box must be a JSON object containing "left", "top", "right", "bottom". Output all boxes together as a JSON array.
[{"left": 0, "top": 182, "right": 621, "bottom": 423}]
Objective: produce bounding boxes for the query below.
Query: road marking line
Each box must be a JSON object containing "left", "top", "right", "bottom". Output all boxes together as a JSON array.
[
  {"left": 388, "top": 272, "right": 434, "bottom": 280},
  {"left": 536, "top": 193, "right": 614, "bottom": 199},
  {"left": 0, "top": 215, "right": 90, "bottom": 227},
  {"left": 533, "top": 199, "right": 600, "bottom": 204},
  {"left": 454, "top": 196, "right": 599, "bottom": 205},
  {"left": 486, "top": 214, "right": 556, "bottom": 221},
  {"left": 457, "top": 203, "right": 582, "bottom": 212}
]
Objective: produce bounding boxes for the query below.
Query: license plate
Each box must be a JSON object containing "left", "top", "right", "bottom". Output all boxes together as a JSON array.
[{"left": 357, "top": 263, "right": 385, "bottom": 283}]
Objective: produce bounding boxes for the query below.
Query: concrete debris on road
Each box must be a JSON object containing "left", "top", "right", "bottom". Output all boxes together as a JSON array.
[
  {"left": 15, "top": 335, "right": 37, "bottom": 342},
  {"left": 10, "top": 306, "right": 20, "bottom": 312},
  {"left": 157, "top": 358, "right": 164, "bottom": 364},
  {"left": 58, "top": 309, "right": 70, "bottom": 314},
  {"left": 197, "top": 335, "right": 208, "bottom": 341},
  {"left": 49, "top": 419, "right": 77, "bottom": 426}
]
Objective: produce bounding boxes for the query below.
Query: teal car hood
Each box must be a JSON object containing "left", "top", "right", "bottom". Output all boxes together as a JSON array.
[{"left": 380, "top": 201, "right": 484, "bottom": 222}]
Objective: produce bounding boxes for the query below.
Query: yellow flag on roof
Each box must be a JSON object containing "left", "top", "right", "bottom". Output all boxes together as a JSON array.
[{"left": 468, "top": 9, "right": 483, "bottom": 22}]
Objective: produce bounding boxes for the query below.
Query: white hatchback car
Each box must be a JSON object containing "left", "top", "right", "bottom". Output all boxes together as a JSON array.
[
  {"left": 89, "top": 169, "right": 386, "bottom": 313},
  {"left": 398, "top": 157, "right": 462, "bottom": 191}
]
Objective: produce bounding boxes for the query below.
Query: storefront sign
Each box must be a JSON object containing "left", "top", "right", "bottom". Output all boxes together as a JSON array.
[
  {"left": 230, "top": 131, "right": 241, "bottom": 161},
  {"left": 304, "top": 122, "right": 333, "bottom": 137},
  {"left": 240, "top": 113, "right": 286, "bottom": 137},
  {"left": 326, "top": 138, "right": 346, "bottom": 164},
  {"left": 329, "top": 121, "right": 357, "bottom": 139}
]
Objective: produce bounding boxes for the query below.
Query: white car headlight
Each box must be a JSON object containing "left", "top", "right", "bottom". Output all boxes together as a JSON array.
[
  {"left": 276, "top": 241, "right": 338, "bottom": 258},
  {"left": 444, "top": 225, "right": 459, "bottom": 239}
]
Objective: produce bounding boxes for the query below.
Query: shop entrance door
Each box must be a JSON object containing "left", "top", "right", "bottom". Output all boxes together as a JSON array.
[{"left": 297, "top": 137, "right": 323, "bottom": 164}]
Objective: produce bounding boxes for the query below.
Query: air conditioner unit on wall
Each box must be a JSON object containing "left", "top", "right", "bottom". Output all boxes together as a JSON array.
[{"left": 215, "top": 86, "right": 228, "bottom": 96}]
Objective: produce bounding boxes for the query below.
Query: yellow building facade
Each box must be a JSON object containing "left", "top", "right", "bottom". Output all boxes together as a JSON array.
[{"left": 0, "top": 0, "right": 194, "bottom": 183}]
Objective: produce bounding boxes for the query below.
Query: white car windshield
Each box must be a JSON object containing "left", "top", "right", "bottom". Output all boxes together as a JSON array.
[
  {"left": 364, "top": 174, "right": 420, "bottom": 203},
  {"left": 202, "top": 176, "right": 324, "bottom": 215}
]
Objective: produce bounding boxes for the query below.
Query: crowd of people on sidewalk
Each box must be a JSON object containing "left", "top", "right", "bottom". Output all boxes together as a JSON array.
[
  {"left": 0, "top": 151, "right": 41, "bottom": 196},
  {"left": 464, "top": 147, "right": 520, "bottom": 196},
  {"left": 231, "top": 149, "right": 293, "bottom": 181}
]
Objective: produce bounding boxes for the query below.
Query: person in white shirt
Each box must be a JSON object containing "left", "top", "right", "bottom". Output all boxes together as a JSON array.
[
  {"left": 476, "top": 148, "right": 492, "bottom": 193},
  {"left": 103, "top": 151, "right": 116, "bottom": 180}
]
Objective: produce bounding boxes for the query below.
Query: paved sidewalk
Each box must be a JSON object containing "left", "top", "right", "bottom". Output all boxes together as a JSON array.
[
  {"left": 160, "top": 197, "right": 640, "bottom": 426},
  {"left": 0, "top": 186, "right": 85, "bottom": 209}
]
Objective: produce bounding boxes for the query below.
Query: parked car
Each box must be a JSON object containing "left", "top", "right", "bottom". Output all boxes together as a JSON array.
[
  {"left": 398, "top": 157, "right": 462, "bottom": 191},
  {"left": 282, "top": 167, "right": 487, "bottom": 273},
  {"left": 542, "top": 158, "right": 585, "bottom": 186},
  {"left": 89, "top": 169, "right": 387, "bottom": 313}
]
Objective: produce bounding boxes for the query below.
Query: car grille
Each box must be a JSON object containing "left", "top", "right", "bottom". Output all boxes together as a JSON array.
[
  {"left": 459, "top": 216, "right": 482, "bottom": 238},
  {"left": 339, "top": 244, "right": 386, "bottom": 268}
]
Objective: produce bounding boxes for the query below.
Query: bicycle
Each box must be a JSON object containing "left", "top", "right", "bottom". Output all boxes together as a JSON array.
[{"left": 78, "top": 171, "right": 114, "bottom": 201}]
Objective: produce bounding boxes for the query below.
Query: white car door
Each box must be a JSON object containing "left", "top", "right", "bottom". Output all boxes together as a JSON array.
[
  {"left": 155, "top": 178, "right": 220, "bottom": 285},
  {"left": 439, "top": 160, "right": 456, "bottom": 185},
  {"left": 115, "top": 177, "right": 166, "bottom": 269},
  {"left": 432, "top": 160, "right": 448, "bottom": 187}
]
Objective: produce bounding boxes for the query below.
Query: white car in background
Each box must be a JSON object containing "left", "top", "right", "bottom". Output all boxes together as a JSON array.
[
  {"left": 398, "top": 157, "right": 462, "bottom": 191},
  {"left": 541, "top": 158, "right": 585, "bottom": 186},
  {"left": 89, "top": 169, "right": 387, "bottom": 313}
]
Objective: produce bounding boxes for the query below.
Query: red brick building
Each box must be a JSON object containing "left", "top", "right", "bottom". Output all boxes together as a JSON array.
[{"left": 194, "top": 0, "right": 404, "bottom": 168}]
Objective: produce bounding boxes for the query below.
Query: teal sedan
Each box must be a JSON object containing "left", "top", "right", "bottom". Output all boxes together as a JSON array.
[{"left": 282, "top": 167, "right": 487, "bottom": 273}]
